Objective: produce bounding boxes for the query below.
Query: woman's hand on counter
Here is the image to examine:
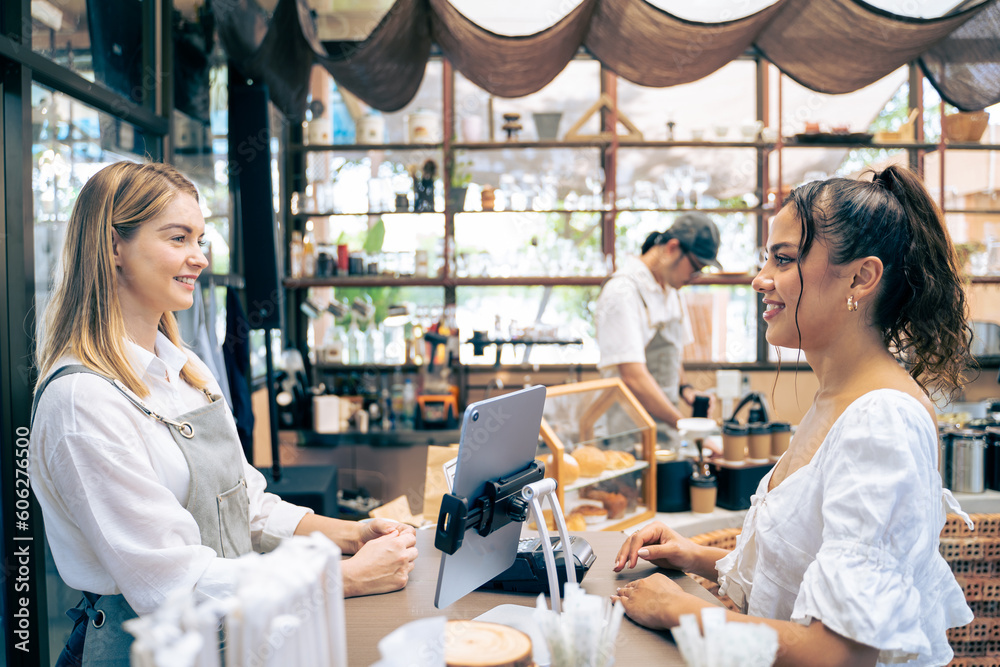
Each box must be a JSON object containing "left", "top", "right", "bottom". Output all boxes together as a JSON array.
[
  {"left": 614, "top": 521, "right": 728, "bottom": 581},
  {"left": 357, "top": 518, "right": 417, "bottom": 551},
  {"left": 612, "top": 574, "right": 710, "bottom": 630},
  {"left": 340, "top": 528, "right": 418, "bottom": 598},
  {"left": 294, "top": 514, "right": 414, "bottom": 555},
  {"left": 294, "top": 514, "right": 419, "bottom": 596}
]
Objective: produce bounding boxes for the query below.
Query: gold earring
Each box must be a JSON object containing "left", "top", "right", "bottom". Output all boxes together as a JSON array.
[{"left": 847, "top": 295, "right": 859, "bottom": 312}]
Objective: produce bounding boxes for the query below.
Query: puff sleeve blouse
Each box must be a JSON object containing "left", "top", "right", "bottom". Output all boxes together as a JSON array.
[{"left": 716, "top": 389, "right": 972, "bottom": 667}]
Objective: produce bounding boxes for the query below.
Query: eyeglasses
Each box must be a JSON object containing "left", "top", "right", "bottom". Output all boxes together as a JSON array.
[{"left": 684, "top": 250, "right": 707, "bottom": 274}]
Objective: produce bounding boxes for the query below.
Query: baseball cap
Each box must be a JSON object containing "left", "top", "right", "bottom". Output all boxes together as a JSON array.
[{"left": 669, "top": 212, "right": 723, "bottom": 271}]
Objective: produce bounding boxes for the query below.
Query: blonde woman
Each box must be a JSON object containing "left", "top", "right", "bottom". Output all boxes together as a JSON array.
[
  {"left": 30, "top": 161, "right": 417, "bottom": 666},
  {"left": 613, "top": 166, "right": 973, "bottom": 666}
]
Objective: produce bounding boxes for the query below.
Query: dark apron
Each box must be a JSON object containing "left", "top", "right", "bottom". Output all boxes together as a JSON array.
[
  {"left": 33, "top": 365, "right": 253, "bottom": 666},
  {"left": 602, "top": 275, "right": 685, "bottom": 451}
]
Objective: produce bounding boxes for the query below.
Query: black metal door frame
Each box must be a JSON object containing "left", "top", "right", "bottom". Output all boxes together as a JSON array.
[
  {"left": 0, "top": 50, "right": 47, "bottom": 667},
  {"left": 0, "top": 1, "right": 168, "bottom": 663}
]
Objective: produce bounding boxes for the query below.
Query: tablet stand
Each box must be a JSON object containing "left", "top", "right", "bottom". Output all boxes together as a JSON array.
[
  {"left": 435, "top": 461, "right": 576, "bottom": 612},
  {"left": 435, "top": 460, "right": 544, "bottom": 554},
  {"left": 521, "top": 478, "right": 577, "bottom": 613}
]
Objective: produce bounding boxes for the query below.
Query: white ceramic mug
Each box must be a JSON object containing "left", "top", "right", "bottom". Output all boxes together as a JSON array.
[
  {"left": 406, "top": 109, "right": 440, "bottom": 144},
  {"left": 357, "top": 114, "right": 385, "bottom": 144}
]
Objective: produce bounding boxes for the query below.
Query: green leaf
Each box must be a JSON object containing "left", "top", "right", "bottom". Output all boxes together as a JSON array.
[{"left": 364, "top": 218, "right": 385, "bottom": 255}]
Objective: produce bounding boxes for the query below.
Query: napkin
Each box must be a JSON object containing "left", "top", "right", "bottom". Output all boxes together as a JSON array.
[
  {"left": 533, "top": 583, "right": 624, "bottom": 667},
  {"left": 125, "top": 533, "right": 347, "bottom": 667},
  {"left": 371, "top": 616, "right": 447, "bottom": 667},
  {"left": 671, "top": 607, "right": 778, "bottom": 667}
]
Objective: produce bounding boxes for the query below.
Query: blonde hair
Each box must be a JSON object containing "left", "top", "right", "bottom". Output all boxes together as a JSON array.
[{"left": 37, "top": 161, "right": 209, "bottom": 397}]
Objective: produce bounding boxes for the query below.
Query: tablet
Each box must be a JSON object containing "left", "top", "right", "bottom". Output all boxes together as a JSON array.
[{"left": 434, "top": 385, "right": 547, "bottom": 609}]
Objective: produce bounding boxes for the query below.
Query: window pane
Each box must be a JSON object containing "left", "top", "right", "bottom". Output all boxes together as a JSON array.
[
  {"left": 457, "top": 286, "right": 600, "bottom": 366},
  {"left": 250, "top": 328, "right": 284, "bottom": 379},
  {"left": 453, "top": 146, "right": 605, "bottom": 212},
  {"left": 32, "top": 0, "right": 150, "bottom": 106},
  {"left": 299, "top": 213, "right": 446, "bottom": 279},
  {"left": 301, "top": 149, "right": 446, "bottom": 215},
  {"left": 944, "top": 212, "right": 999, "bottom": 276},
  {"left": 454, "top": 60, "right": 601, "bottom": 142},
  {"left": 173, "top": 100, "right": 232, "bottom": 274},
  {"left": 618, "top": 60, "right": 758, "bottom": 142},
  {"left": 455, "top": 211, "right": 606, "bottom": 278},
  {"left": 33, "top": 85, "right": 155, "bottom": 341},
  {"left": 616, "top": 147, "right": 761, "bottom": 213},
  {"left": 615, "top": 211, "right": 757, "bottom": 275},
  {"left": 924, "top": 147, "right": 1000, "bottom": 220},
  {"left": 307, "top": 287, "right": 446, "bottom": 368},
  {"left": 683, "top": 285, "right": 758, "bottom": 363}
]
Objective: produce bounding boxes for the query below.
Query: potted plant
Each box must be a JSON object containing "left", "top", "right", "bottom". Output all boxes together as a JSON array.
[{"left": 448, "top": 157, "right": 472, "bottom": 211}]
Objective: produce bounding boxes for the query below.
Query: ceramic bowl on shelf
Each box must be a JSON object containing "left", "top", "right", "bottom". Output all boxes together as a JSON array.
[{"left": 943, "top": 111, "right": 990, "bottom": 143}]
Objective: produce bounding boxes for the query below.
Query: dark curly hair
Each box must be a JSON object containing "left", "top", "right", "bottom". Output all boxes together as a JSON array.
[{"left": 785, "top": 165, "right": 973, "bottom": 397}]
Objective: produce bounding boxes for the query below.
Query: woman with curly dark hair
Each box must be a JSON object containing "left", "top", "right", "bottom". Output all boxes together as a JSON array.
[{"left": 612, "top": 165, "right": 974, "bottom": 667}]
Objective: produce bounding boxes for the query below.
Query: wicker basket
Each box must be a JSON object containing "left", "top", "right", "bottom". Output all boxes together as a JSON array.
[
  {"left": 689, "top": 527, "right": 743, "bottom": 612},
  {"left": 943, "top": 112, "right": 990, "bottom": 143},
  {"left": 941, "top": 514, "right": 1000, "bottom": 665}
]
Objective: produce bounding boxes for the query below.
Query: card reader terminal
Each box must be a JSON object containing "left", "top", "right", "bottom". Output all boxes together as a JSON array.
[{"left": 478, "top": 536, "right": 596, "bottom": 595}]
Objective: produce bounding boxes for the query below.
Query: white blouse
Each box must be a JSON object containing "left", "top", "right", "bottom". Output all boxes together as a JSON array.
[
  {"left": 30, "top": 333, "right": 311, "bottom": 615},
  {"left": 716, "top": 389, "right": 972, "bottom": 667}
]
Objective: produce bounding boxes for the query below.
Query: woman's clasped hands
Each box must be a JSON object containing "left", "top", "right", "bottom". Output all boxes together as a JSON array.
[{"left": 341, "top": 519, "right": 418, "bottom": 598}]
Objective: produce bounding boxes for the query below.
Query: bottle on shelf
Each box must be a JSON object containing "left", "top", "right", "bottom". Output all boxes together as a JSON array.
[
  {"left": 330, "top": 86, "right": 355, "bottom": 145},
  {"left": 442, "top": 304, "right": 460, "bottom": 365},
  {"left": 383, "top": 317, "right": 407, "bottom": 365},
  {"left": 408, "top": 323, "right": 425, "bottom": 365},
  {"left": 319, "top": 316, "right": 348, "bottom": 364},
  {"left": 380, "top": 387, "right": 392, "bottom": 430},
  {"left": 290, "top": 230, "right": 304, "bottom": 278},
  {"left": 365, "top": 321, "right": 385, "bottom": 365},
  {"left": 402, "top": 378, "right": 417, "bottom": 429},
  {"left": 390, "top": 367, "right": 405, "bottom": 429},
  {"left": 302, "top": 230, "right": 317, "bottom": 278},
  {"left": 347, "top": 317, "right": 365, "bottom": 365}
]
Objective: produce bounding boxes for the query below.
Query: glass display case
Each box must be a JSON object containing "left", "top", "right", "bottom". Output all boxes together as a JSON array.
[{"left": 539, "top": 378, "right": 656, "bottom": 531}]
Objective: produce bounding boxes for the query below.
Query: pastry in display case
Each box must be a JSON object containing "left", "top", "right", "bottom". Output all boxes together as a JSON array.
[{"left": 538, "top": 378, "right": 656, "bottom": 530}]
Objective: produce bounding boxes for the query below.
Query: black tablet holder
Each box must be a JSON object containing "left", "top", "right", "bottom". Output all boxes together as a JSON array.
[{"left": 435, "top": 459, "right": 545, "bottom": 555}]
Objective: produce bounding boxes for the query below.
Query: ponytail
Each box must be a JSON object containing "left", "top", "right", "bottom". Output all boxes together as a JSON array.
[
  {"left": 786, "top": 165, "right": 973, "bottom": 398},
  {"left": 871, "top": 166, "right": 973, "bottom": 397},
  {"left": 641, "top": 231, "right": 666, "bottom": 255}
]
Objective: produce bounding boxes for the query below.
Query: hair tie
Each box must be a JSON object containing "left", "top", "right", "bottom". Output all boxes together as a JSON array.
[{"left": 872, "top": 168, "right": 899, "bottom": 195}]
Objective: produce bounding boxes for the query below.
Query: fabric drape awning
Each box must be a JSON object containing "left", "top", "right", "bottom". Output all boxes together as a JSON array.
[
  {"left": 430, "top": 0, "right": 598, "bottom": 99},
  {"left": 213, "top": 0, "right": 1000, "bottom": 117},
  {"left": 755, "top": 0, "right": 988, "bottom": 94},
  {"left": 585, "top": 0, "right": 785, "bottom": 88},
  {"left": 920, "top": 0, "right": 1000, "bottom": 111}
]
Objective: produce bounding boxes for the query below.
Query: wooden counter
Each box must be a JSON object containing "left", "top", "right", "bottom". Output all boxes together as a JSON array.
[{"left": 343, "top": 528, "right": 720, "bottom": 666}]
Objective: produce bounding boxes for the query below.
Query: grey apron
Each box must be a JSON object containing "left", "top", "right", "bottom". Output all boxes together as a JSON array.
[
  {"left": 602, "top": 275, "right": 685, "bottom": 452},
  {"left": 33, "top": 365, "right": 253, "bottom": 666}
]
